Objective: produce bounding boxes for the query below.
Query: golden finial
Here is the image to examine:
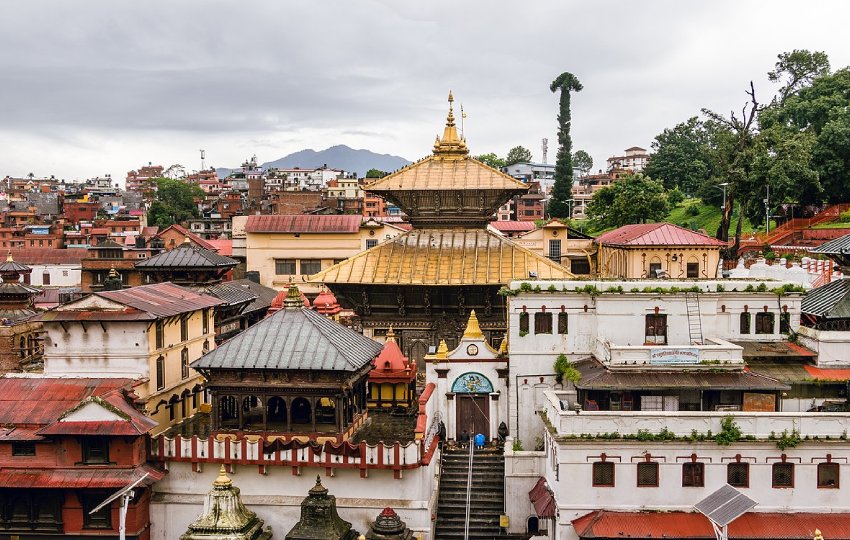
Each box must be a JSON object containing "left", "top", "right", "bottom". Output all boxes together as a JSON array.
[
  {"left": 463, "top": 310, "right": 484, "bottom": 339},
  {"left": 435, "top": 339, "right": 449, "bottom": 359},
  {"left": 814, "top": 530, "right": 824, "bottom": 540},
  {"left": 213, "top": 464, "right": 232, "bottom": 487},
  {"left": 498, "top": 334, "right": 508, "bottom": 355},
  {"left": 283, "top": 282, "right": 303, "bottom": 310},
  {"left": 433, "top": 91, "right": 468, "bottom": 159},
  {"left": 386, "top": 326, "right": 396, "bottom": 343},
  {"left": 5, "top": 251, "right": 12, "bottom": 263}
]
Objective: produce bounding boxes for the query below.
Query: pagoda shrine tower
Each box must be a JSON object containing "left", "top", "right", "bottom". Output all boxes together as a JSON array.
[{"left": 313, "top": 93, "right": 572, "bottom": 360}]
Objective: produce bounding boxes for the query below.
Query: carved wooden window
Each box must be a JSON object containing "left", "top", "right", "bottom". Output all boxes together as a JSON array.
[
  {"left": 755, "top": 312, "right": 775, "bottom": 334},
  {"left": 82, "top": 494, "right": 112, "bottom": 529},
  {"left": 637, "top": 462, "right": 659, "bottom": 487},
  {"left": 682, "top": 462, "right": 704, "bottom": 487},
  {"left": 645, "top": 314, "right": 667, "bottom": 344},
  {"left": 534, "top": 312, "right": 553, "bottom": 334}
]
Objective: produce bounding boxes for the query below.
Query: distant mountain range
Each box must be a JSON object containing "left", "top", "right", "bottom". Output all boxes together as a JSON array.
[{"left": 216, "top": 145, "right": 411, "bottom": 179}]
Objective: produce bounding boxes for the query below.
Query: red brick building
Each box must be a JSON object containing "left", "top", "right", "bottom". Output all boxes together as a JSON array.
[{"left": 0, "top": 377, "right": 162, "bottom": 539}]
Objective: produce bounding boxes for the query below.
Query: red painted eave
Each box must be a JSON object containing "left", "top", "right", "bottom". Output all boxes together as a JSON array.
[{"left": 0, "top": 464, "right": 165, "bottom": 489}]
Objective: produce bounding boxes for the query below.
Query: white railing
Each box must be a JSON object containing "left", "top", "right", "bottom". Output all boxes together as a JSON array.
[{"left": 544, "top": 391, "right": 850, "bottom": 439}]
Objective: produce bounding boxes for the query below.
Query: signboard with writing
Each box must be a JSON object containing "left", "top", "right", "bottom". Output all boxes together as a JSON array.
[{"left": 650, "top": 347, "right": 700, "bottom": 365}]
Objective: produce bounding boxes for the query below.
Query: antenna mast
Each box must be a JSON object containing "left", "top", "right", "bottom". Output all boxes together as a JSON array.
[{"left": 542, "top": 138, "right": 548, "bottom": 164}]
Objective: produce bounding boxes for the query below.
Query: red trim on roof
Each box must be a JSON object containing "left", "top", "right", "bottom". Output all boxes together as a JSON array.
[
  {"left": 245, "top": 214, "right": 363, "bottom": 234},
  {"left": 572, "top": 510, "right": 850, "bottom": 539},
  {"left": 529, "top": 477, "right": 556, "bottom": 518},
  {"left": 804, "top": 364, "right": 850, "bottom": 381},
  {"left": 594, "top": 223, "right": 728, "bottom": 247},
  {"left": 490, "top": 220, "right": 537, "bottom": 232}
]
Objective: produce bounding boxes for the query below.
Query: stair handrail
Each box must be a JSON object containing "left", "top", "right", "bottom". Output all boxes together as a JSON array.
[{"left": 464, "top": 439, "right": 474, "bottom": 540}]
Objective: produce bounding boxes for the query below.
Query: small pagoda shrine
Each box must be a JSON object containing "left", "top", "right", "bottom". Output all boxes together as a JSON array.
[
  {"left": 0, "top": 252, "right": 42, "bottom": 373},
  {"left": 284, "top": 476, "right": 359, "bottom": 540},
  {"left": 180, "top": 465, "right": 273, "bottom": 540},
  {"left": 368, "top": 328, "right": 416, "bottom": 409},
  {"left": 136, "top": 237, "right": 237, "bottom": 286},
  {"left": 313, "top": 286, "right": 342, "bottom": 320},
  {"left": 364, "top": 507, "right": 414, "bottom": 540},
  {"left": 192, "top": 283, "right": 382, "bottom": 440}
]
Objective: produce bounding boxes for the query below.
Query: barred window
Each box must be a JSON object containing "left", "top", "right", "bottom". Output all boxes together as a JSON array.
[
  {"left": 558, "top": 312, "right": 569, "bottom": 335},
  {"left": 637, "top": 462, "right": 659, "bottom": 487},
  {"left": 818, "top": 463, "right": 839, "bottom": 488},
  {"left": 727, "top": 462, "right": 749, "bottom": 487},
  {"left": 682, "top": 462, "right": 704, "bottom": 487},
  {"left": 772, "top": 462, "right": 794, "bottom": 488},
  {"left": 534, "top": 312, "right": 553, "bottom": 334},
  {"left": 592, "top": 461, "right": 615, "bottom": 487}
]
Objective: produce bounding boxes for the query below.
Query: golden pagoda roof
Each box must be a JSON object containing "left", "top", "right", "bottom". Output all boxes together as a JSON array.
[
  {"left": 310, "top": 228, "right": 573, "bottom": 286},
  {"left": 364, "top": 92, "right": 527, "bottom": 193}
]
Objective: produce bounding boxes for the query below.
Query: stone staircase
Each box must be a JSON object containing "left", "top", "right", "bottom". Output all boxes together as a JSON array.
[{"left": 434, "top": 446, "right": 507, "bottom": 539}]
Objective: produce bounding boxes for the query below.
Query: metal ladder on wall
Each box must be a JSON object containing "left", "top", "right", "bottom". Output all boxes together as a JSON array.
[{"left": 684, "top": 292, "right": 704, "bottom": 345}]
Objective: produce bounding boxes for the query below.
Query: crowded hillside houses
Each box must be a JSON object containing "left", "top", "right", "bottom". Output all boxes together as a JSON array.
[{"left": 2, "top": 95, "right": 850, "bottom": 539}]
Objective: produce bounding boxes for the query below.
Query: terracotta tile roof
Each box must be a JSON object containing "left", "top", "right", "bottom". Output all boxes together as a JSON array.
[
  {"left": 157, "top": 224, "right": 217, "bottom": 250},
  {"left": 5, "top": 248, "right": 86, "bottom": 265},
  {"left": 193, "top": 306, "right": 382, "bottom": 372},
  {"left": 370, "top": 335, "right": 415, "bottom": 383},
  {"left": 489, "top": 220, "right": 537, "bottom": 232},
  {"left": 572, "top": 510, "right": 850, "bottom": 539},
  {"left": 205, "top": 239, "right": 232, "bottom": 256},
  {"left": 244, "top": 214, "right": 363, "bottom": 234},
  {"left": 0, "top": 464, "right": 164, "bottom": 489},
  {"left": 594, "top": 223, "right": 728, "bottom": 247},
  {"left": 364, "top": 155, "right": 527, "bottom": 191},
  {"left": 803, "top": 364, "right": 850, "bottom": 381},
  {"left": 311, "top": 228, "right": 573, "bottom": 286}
]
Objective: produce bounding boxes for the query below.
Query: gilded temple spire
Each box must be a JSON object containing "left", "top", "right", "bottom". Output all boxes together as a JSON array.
[{"left": 433, "top": 90, "right": 468, "bottom": 159}]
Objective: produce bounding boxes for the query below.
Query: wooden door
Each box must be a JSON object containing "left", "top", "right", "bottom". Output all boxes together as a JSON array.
[{"left": 456, "top": 395, "right": 489, "bottom": 439}]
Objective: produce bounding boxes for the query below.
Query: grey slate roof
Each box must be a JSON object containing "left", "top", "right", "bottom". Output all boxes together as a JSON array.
[
  {"left": 229, "top": 279, "right": 279, "bottom": 313},
  {"left": 801, "top": 278, "right": 850, "bottom": 318},
  {"left": 810, "top": 233, "right": 850, "bottom": 255},
  {"left": 192, "top": 307, "right": 382, "bottom": 372},
  {"left": 136, "top": 243, "right": 237, "bottom": 269},
  {"left": 205, "top": 283, "right": 257, "bottom": 307}
]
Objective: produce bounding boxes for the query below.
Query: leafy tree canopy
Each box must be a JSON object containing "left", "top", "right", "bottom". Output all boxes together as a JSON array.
[
  {"left": 572, "top": 150, "right": 593, "bottom": 174},
  {"left": 768, "top": 49, "right": 830, "bottom": 105},
  {"left": 365, "top": 168, "right": 388, "bottom": 178},
  {"left": 505, "top": 146, "right": 533, "bottom": 166},
  {"left": 148, "top": 178, "right": 204, "bottom": 229},
  {"left": 643, "top": 117, "right": 716, "bottom": 196},
  {"left": 473, "top": 153, "right": 506, "bottom": 169},
  {"left": 585, "top": 173, "right": 669, "bottom": 229}
]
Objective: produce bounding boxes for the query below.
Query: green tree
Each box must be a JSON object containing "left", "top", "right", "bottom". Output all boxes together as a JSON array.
[
  {"left": 572, "top": 150, "right": 593, "bottom": 175},
  {"left": 365, "top": 168, "right": 388, "bottom": 178},
  {"left": 473, "top": 153, "right": 506, "bottom": 169},
  {"left": 768, "top": 49, "right": 830, "bottom": 105},
  {"left": 505, "top": 146, "right": 532, "bottom": 166},
  {"left": 549, "top": 72, "right": 583, "bottom": 218},
  {"left": 147, "top": 178, "right": 204, "bottom": 228},
  {"left": 585, "top": 173, "right": 669, "bottom": 229},
  {"left": 644, "top": 117, "right": 715, "bottom": 196}
]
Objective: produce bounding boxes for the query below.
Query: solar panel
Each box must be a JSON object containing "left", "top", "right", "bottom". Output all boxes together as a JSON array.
[{"left": 694, "top": 484, "right": 757, "bottom": 527}]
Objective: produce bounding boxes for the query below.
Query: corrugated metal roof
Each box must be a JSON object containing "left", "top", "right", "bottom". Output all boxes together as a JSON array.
[
  {"left": 97, "top": 282, "right": 223, "bottom": 317},
  {"left": 0, "top": 464, "right": 164, "bottom": 489},
  {"left": 229, "top": 279, "right": 279, "bottom": 313},
  {"left": 364, "top": 155, "right": 527, "bottom": 191},
  {"left": 802, "top": 278, "right": 850, "bottom": 318},
  {"left": 572, "top": 510, "right": 850, "bottom": 539},
  {"left": 574, "top": 358, "right": 789, "bottom": 391},
  {"left": 36, "top": 309, "right": 156, "bottom": 322},
  {"left": 36, "top": 419, "right": 149, "bottom": 436},
  {"left": 311, "top": 228, "right": 573, "bottom": 286},
  {"left": 244, "top": 214, "right": 363, "bottom": 234},
  {"left": 489, "top": 220, "right": 537, "bottom": 232},
  {"left": 192, "top": 307, "right": 382, "bottom": 372},
  {"left": 732, "top": 340, "right": 817, "bottom": 358},
  {"left": 810, "top": 232, "right": 850, "bottom": 254},
  {"left": 594, "top": 223, "right": 728, "bottom": 247},
  {"left": 135, "top": 243, "right": 237, "bottom": 269}
]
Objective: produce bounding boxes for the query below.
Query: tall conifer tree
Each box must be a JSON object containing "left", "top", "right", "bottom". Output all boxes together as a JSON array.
[{"left": 548, "top": 72, "right": 583, "bottom": 219}]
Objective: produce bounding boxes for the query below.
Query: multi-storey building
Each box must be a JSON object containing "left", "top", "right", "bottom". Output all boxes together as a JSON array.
[
  {"left": 606, "top": 146, "right": 649, "bottom": 172},
  {"left": 37, "top": 282, "right": 222, "bottom": 433}
]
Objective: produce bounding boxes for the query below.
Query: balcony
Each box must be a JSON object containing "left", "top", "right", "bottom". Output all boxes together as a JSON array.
[
  {"left": 594, "top": 337, "right": 743, "bottom": 369},
  {"left": 543, "top": 390, "right": 850, "bottom": 439}
]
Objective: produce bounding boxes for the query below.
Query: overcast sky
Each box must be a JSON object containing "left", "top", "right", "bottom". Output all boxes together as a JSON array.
[{"left": 2, "top": 0, "right": 849, "bottom": 181}]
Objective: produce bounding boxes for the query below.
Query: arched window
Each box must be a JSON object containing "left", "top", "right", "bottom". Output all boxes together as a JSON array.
[{"left": 156, "top": 356, "right": 165, "bottom": 390}]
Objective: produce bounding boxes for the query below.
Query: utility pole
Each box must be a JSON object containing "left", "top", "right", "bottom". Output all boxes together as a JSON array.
[{"left": 714, "top": 182, "right": 729, "bottom": 211}]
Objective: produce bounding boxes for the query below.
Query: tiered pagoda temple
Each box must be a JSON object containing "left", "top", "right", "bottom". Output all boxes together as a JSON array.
[{"left": 312, "top": 93, "right": 573, "bottom": 360}]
